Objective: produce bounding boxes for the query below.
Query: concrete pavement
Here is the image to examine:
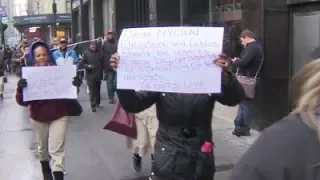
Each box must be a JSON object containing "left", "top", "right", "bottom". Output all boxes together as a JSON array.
[{"left": 0, "top": 75, "right": 259, "bottom": 180}]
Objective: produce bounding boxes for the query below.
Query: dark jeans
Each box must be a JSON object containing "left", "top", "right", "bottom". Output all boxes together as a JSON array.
[
  {"left": 234, "top": 78, "right": 260, "bottom": 130},
  {"left": 88, "top": 80, "right": 101, "bottom": 107},
  {"left": 152, "top": 124, "right": 215, "bottom": 180},
  {"left": 5, "top": 59, "right": 11, "bottom": 73},
  {"left": 106, "top": 70, "right": 116, "bottom": 99},
  {"left": 234, "top": 99, "right": 253, "bottom": 130}
]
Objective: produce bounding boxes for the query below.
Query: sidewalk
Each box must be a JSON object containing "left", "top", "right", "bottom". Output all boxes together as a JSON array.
[
  {"left": 213, "top": 102, "right": 238, "bottom": 122},
  {"left": 0, "top": 75, "right": 259, "bottom": 180},
  {"left": 212, "top": 102, "right": 259, "bottom": 179}
]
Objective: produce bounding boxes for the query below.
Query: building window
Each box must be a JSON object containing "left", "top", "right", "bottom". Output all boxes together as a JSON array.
[
  {"left": 185, "top": 0, "right": 209, "bottom": 16},
  {"left": 56, "top": 31, "right": 65, "bottom": 38},
  {"left": 66, "top": 0, "right": 71, "bottom": 13}
]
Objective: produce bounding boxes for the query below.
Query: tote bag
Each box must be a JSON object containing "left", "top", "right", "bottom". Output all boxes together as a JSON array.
[
  {"left": 236, "top": 57, "right": 263, "bottom": 99},
  {"left": 104, "top": 102, "right": 137, "bottom": 139}
]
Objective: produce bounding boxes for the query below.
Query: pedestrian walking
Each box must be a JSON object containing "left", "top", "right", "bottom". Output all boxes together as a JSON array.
[
  {"left": 110, "top": 53, "right": 244, "bottom": 180},
  {"left": 15, "top": 41, "right": 81, "bottom": 180},
  {"left": 4, "top": 45, "right": 12, "bottom": 73},
  {"left": 81, "top": 41, "right": 104, "bottom": 112},
  {"left": 0, "top": 46, "right": 5, "bottom": 99},
  {"left": 127, "top": 104, "right": 158, "bottom": 173},
  {"left": 0, "top": 58, "right": 5, "bottom": 100},
  {"left": 102, "top": 30, "right": 117, "bottom": 104},
  {"left": 52, "top": 38, "right": 79, "bottom": 66},
  {"left": 230, "top": 46, "right": 320, "bottom": 180},
  {"left": 52, "top": 38, "right": 80, "bottom": 93}
]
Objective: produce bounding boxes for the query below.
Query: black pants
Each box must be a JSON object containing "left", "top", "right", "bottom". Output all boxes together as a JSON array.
[
  {"left": 5, "top": 59, "right": 11, "bottom": 72},
  {"left": 152, "top": 124, "right": 215, "bottom": 180},
  {"left": 87, "top": 80, "right": 101, "bottom": 107}
]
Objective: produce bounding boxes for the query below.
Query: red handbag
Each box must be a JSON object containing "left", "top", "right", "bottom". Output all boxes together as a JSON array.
[{"left": 104, "top": 102, "right": 137, "bottom": 139}]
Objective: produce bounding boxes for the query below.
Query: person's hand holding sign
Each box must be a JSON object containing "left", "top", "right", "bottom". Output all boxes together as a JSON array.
[
  {"left": 214, "top": 53, "right": 231, "bottom": 84},
  {"left": 111, "top": 53, "right": 232, "bottom": 84},
  {"left": 110, "top": 53, "right": 120, "bottom": 71}
]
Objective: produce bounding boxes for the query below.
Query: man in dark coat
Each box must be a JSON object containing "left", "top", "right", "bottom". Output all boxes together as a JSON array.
[
  {"left": 102, "top": 29, "right": 117, "bottom": 104},
  {"left": 81, "top": 41, "right": 104, "bottom": 112}
]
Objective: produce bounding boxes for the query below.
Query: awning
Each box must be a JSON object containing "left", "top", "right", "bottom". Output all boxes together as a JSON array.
[{"left": 13, "top": 13, "right": 71, "bottom": 26}]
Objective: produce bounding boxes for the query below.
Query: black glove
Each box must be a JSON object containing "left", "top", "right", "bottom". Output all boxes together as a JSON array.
[
  {"left": 17, "top": 78, "right": 27, "bottom": 90},
  {"left": 72, "top": 76, "right": 82, "bottom": 87}
]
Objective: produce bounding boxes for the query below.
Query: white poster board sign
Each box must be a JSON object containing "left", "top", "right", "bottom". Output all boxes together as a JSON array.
[
  {"left": 117, "top": 26, "right": 224, "bottom": 94},
  {"left": 22, "top": 65, "right": 77, "bottom": 101}
]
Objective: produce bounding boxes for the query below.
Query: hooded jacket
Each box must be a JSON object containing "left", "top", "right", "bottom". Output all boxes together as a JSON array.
[
  {"left": 52, "top": 47, "right": 79, "bottom": 67},
  {"left": 16, "top": 42, "right": 68, "bottom": 122}
]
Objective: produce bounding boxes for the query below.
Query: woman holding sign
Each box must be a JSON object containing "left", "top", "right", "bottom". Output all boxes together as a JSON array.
[
  {"left": 110, "top": 53, "right": 244, "bottom": 180},
  {"left": 15, "top": 41, "right": 81, "bottom": 180}
]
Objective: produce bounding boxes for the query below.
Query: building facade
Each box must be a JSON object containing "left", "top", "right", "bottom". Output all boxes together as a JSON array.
[
  {"left": 1, "top": 0, "right": 21, "bottom": 46},
  {"left": 13, "top": 0, "right": 72, "bottom": 44},
  {"left": 73, "top": 0, "right": 320, "bottom": 130},
  {"left": 71, "top": 0, "right": 114, "bottom": 41}
]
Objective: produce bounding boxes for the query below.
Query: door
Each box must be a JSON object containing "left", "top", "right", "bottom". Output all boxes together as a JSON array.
[{"left": 292, "top": 12, "right": 320, "bottom": 74}]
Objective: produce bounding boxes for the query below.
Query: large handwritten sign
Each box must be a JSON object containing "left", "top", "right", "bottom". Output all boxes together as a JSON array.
[
  {"left": 117, "top": 27, "right": 224, "bottom": 93},
  {"left": 22, "top": 65, "right": 77, "bottom": 101}
]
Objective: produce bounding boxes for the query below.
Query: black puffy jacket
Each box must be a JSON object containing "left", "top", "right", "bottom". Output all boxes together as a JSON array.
[{"left": 117, "top": 73, "right": 244, "bottom": 127}]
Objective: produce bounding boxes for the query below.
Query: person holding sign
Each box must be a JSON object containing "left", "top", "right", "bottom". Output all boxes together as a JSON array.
[
  {"left": 110, "top": 53, "right": 244, "bottom": 180},
  {"left": 15, "top": 41, "right": 81, "bottom": 180}
]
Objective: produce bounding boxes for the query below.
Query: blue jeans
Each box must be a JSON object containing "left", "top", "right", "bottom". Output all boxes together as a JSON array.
[
  {"left": 106, "top": 70, "right": 117, "bottom": 99},
  {"left": 234, "top": 99, "right": 253, "bottom": 130}
]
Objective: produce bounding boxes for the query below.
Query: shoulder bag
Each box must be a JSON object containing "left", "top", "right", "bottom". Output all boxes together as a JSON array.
[{"left": 235, "top": 57, "right": 264, "bottom": 99}]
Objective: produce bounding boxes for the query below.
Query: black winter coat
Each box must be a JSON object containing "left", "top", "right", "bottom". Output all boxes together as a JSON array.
[
  {"left": 231, "top": 113, "right": 320, "bottom": 180},
  {"left": 102, "top": 40, "right": 117, "bottom": 70},
  {"left": 81, "top": 49, "right": 104, "bottom": 81},
  {"left": 117, "top": 73, "right": 244, "bottom": 127}
]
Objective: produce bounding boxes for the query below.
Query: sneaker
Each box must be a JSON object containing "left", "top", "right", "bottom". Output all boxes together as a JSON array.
[
  {"left": 109, "top": 99, "right": 115, "bottom": 104},
  {"left": 91, "top": 107, "right": 97, "bottom": 112},
  {"left": 232, "top": 127, "right": 251, "bottom": 137},
  {"left": 149, "top": 172, "right": 156, "bottom": 180},
  {"left": 132, "top": 154, "right": 142, "bottom": 173}
]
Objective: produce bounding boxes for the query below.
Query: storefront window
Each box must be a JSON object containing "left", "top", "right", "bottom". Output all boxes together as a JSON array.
[{"left": 56, "top": 31, "right": 65, "bottom": 38}]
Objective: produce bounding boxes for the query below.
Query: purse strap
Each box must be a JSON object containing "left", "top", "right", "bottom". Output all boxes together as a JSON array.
[
  {"left": 236, "top": 56, "right": 264, "bottom": 78},
  {"left": 254, "top": 56, "right": 264, "bottom": 78}
]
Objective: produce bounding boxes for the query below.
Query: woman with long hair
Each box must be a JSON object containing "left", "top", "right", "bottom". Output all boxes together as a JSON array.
[{"left": 230, "top": 48, "right": 320, "bottom": 180}]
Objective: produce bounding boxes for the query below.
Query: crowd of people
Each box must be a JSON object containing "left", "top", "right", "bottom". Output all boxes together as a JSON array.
[
  {"left": 1, "top": 29, "right": 259, "bottom": 180},
  {"left": 3, "top": 27, "right": 318, "bottom": 180}
]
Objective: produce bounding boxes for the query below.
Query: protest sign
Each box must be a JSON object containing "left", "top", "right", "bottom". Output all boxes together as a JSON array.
[
  {"left": 22, "top": 65, "right": 77, "bottom": 101},
  {"left": 117, "top": 26, "right": 224, "bottom": 93}
]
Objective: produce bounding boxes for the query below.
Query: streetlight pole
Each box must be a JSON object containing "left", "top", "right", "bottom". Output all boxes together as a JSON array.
[{"left": 52, "top": 0, "right": 57, "bottom": 37}]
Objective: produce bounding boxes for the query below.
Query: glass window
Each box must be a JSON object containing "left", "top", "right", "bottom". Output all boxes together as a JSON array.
[{"left": 56, "top": 31, "right": 65, "bottom": 38}]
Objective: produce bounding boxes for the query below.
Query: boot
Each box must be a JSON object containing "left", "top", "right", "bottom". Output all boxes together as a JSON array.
[
  {"left": 232, "top": 126, "right": 251, "bottom": 137},
  {"left": 40, "top": 161, "right": 53, "bottom": 180},
  {"left": 53, "top": 171, "right": 64, "bottom": 180}
]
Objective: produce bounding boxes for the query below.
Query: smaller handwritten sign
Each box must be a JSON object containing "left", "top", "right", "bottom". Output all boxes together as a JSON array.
[
  {"left": 117, "top": 26, "right": 224, "bottom": 94},
  {"left": 22, "top": 65, "right": 77, "bottom": 101}
]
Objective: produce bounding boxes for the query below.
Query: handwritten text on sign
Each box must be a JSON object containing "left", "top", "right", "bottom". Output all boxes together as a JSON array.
[
  {"left": 22, "top": 65, "right": 77, "bottom": 101},
  {"left": 117, "top": 27, "right": 224, "bottom": 93}
]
